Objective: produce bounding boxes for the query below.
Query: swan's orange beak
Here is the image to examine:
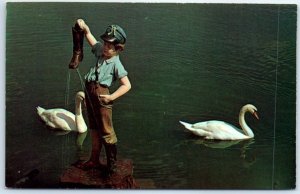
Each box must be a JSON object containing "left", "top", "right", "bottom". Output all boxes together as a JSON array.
[{"left": 253, "top": 111, "right": 259, "bottom": 120}]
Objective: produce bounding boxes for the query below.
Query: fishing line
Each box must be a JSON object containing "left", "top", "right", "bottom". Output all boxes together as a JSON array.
[
  {"left": 61, "top": 68, "right": 84, "bottom": 168},
  {"left": 63, "top": 69, "right": 72, "bottom": 167},
  {"left": 65, "top": 69, "right": 71, "bottom": 108},
  {"left": 76, "top": 68, "right": 86, "bottom": 92},
  {"left": 272, "top": 5, "right": 280, "bottom": 189}
]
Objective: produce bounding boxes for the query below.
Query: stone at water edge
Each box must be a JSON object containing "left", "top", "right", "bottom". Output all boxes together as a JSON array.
[{"left": 60, "top": 159, "right": 139, "bottom": 188}]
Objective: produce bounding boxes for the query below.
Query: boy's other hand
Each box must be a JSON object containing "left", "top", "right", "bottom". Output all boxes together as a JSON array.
[{"left": 99, "top": 95, "right": 113, "bottom": 103}]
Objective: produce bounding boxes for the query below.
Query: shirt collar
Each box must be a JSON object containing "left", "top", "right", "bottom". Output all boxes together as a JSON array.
[{"left": 104, "top": 55, "right": 118, "bottom": 64}]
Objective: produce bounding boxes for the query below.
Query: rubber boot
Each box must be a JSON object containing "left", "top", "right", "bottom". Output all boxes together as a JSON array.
[
  {"left": 90, "top": 131, "right": 102, "bottom": 160},
  {"left": 75, "top": 131, "right": 103, "bottom": 170},
  {"left": 105, "top": 143, "right": 118, "bottom": 177},
  {"left": 69, "top": 23, "right": 84, "bottom": 69}
]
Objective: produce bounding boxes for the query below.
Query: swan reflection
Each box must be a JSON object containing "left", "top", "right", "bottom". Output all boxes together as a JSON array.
[{"left": 194, "top": 138, "right": 256, "bottom": 168}]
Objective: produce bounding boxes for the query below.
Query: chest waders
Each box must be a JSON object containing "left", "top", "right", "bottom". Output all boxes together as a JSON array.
[{"left": 94, "top": 58, "right": 118, "bottom": 176}]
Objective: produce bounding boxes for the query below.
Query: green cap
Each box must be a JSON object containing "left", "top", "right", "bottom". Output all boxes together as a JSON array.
[{"left": 100, "top": 25, "right": 126, "bottom": 44}]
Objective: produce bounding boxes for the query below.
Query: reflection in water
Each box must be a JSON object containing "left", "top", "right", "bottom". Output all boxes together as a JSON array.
[
  {"left": 194, "top": 138, "right": 254, "bottom": 149},
  {"left": 193, "top": 138, "right": 256, "bottom": 168},
  {"left": 13, "top": 169, "right": 40, "bottom": 188},
  {"left": 75, "top": 131, "right": 89, "bottom": 165},
  {"left": 59, "top": 130, "right": 89, "bottom": 160},
  {"left": 76, "top": 131, "right": 88, "bottom": 150},
  {"left": 52, "top": 129, "right": 71, "bottom": 136},
  {"left": 239, "top": 139, "right": 257, "bottom": 168},
  {"left": 194, "top": 138, "right": 243, "bottom": 149}
]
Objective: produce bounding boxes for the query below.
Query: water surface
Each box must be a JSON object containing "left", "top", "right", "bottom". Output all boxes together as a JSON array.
[{"left": 6, "top": 3, "right": 296, "bottom": 189}]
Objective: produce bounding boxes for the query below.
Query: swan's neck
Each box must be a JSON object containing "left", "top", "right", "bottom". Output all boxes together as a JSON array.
[
  {"left": 75, "top": 99, "right": 82, "bottom": 116},
  {"left": 239, "top": 108, "right": 254, "bottom": 138},
  {"left": 75, "top": 97, "right": 87, "bottom": 133}
]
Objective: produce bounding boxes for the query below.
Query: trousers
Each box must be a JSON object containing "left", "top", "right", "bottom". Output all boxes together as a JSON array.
[{"left": 85, "top": 81, "right": 117, "bottom": 144}]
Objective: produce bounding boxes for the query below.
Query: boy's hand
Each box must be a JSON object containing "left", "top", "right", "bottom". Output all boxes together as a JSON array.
[
  {"left": 77, "top": 19, "right": 87, "bottom": 31},
  {"left": 76, "top": 19, "right": 96, "bottom": 46},
  {"left": 99, "top": 95, "right": 113, "bottom": 103}
]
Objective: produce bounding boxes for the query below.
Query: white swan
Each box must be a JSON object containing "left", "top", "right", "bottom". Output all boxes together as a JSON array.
[
  {"left": 36, "top": 91, "right": 87, "bottom": 133},
  {"left": 179, "top": 104, "right": 259, "bottom": 140}
]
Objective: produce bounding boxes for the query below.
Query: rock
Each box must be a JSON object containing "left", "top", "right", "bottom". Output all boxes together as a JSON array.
[
  {"left": 136, "top": 179, "right": 156, "bottom": 189},
  {"left": 60, "top": 159, "right": 139, "bottom": 189}
]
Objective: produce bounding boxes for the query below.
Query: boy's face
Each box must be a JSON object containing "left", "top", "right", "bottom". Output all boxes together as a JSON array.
[{"left": 102, "top": 41, "right": 117, "bottom": 58}]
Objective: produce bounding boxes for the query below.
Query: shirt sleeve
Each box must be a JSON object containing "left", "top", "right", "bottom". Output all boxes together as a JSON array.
[
  {"left": 91, "top": 42, "right": 103, "bottom": 57},
  {"left": 114, "top": 60, "right": 128, "bottom": 79}
]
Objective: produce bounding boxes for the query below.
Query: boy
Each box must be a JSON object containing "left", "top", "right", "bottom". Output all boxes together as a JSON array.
[{"left": 69, "top": 19, "right": 131, "bottom": 176}]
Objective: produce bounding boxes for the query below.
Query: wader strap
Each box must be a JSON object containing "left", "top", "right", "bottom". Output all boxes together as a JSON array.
[{"left": 95, "top": 57, "right": 100, "bottom": 82}]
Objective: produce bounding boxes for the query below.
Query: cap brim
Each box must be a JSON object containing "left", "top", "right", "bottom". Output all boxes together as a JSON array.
[{"left": 100, "top": 34, "right": 117, "bottom": 43}]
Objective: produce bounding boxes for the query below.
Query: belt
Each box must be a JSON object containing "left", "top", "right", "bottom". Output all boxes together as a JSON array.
[{"left": 86, "top": 81, "right": 108, "bottom": 88}]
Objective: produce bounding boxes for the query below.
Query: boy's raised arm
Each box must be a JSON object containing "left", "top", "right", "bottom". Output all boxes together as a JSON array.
[{"left": 77, "top": 19, "right": 97, "bottom": 47}]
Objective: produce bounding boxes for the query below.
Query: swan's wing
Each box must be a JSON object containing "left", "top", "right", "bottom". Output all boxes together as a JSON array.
[
  {"left": 193, "top": 121, "right": 246, "bottom": 140},
  {"left": 180, "top": 121, "right": 211, "bottom": 137},
  {"left": 190, "top": 128, "right": 212, "bottom": 137},
  {"left": 42, "top": 109, "right": 75, "bottom": 131},
  {"left": 54, "top": 112, "right": 76, "bottom": 131},
  {"left": 41, "top": 108, "right": 71, "bottom": 118},
  {"left": 192, "top": 121, "right": 210, "bottom": 129},
  {"left": 45, "top": 120, "right": 56, "bottom": 128}
]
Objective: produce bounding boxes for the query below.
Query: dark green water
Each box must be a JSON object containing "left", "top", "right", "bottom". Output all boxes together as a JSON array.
[{"left": 6, "top": 3, "right": 296, "bottom": 189}]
